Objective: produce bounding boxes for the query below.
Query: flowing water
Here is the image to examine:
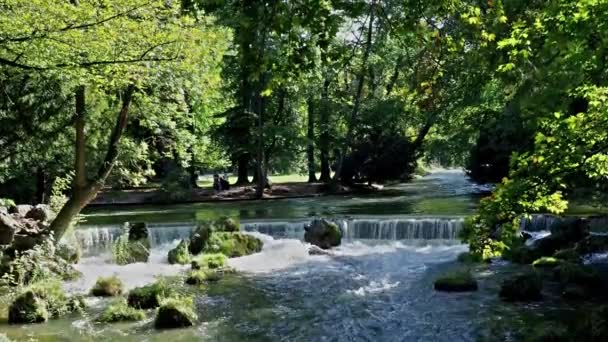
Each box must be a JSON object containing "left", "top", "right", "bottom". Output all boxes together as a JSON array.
[{"left": 1, "top": 170, "right": 573, "bottom": 341}]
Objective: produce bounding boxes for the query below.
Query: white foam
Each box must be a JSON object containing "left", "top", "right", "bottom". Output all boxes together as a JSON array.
[
  {"left": 347, "top": 279, "right": 401, "bottom": 296},
  {"left": 65, "top": 240, "right": 188, "bottom": 294}
]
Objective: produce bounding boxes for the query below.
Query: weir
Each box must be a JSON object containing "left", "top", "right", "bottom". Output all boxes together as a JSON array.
[{"left": 74, "top": 216, "right": 465, "bottom": 254}]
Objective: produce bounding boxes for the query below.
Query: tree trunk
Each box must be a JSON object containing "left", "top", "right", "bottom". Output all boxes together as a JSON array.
[
  {"left": 307, "top": 96, "right": 317, "bottom": 183},
  {"left": 333, "top": 2, "right": 375, "bottom": 182},
  {"left": 35, "top": 167, "right": 47, "bottom": 204},
  {"left": 74, "top": 85, "right": 87, "bottom": 190},
  {"left": 319, "top": 79, "right": 331, "bottom": 183},
  {"left": 255, "top": 93, "right": 266, "bottom": 199},
  {"left": 235, "top": 154, "right": 250, "bottom": 185},
  {"left": 50, "top": 85, "right": 135, "bottom": 242}
]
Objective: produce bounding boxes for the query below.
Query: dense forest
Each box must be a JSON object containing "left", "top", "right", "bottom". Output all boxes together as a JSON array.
[{"left": 1, "top": 0, "right": 608, "bottom": 340}]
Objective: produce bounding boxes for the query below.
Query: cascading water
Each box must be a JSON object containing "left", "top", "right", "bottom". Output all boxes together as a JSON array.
[{"left": 74, "top": 216, "right": 464, "bottom": 254}]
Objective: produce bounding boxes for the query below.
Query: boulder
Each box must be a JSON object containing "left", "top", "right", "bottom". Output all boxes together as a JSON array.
[
  {"left": 0, "top": 212, "right": 19, "bottom": 245},
  {"left": 127, "top": 222, "right": 149, "bottom": 242},
  {"left": 214, "top": 217, "right": 240, "bottom": 232},
  {"left": 154, "top": 298, "right": 197, "bottom": 329},
  {"left": 550, "top": 218, "right": 589, "bottom": 242},
  {"left": 189, "top": 222, "right": 212, "bottom": 255},
  {"left": 308, "top": 245, "right": 333, "bottom": 256},
  {"left": 575, "top": 235, "right": 608, "bottom": 255},
  {"left": 553, "top": 262, "right": 601, "bottom": 289},
  {"left": 168, "top": 239, "right": 191, "bottom": 265},
  {"left": 203, "top": 232, "right": 263, "bottom": 257},
  {"left": 9, "top": 204, "right": 33, "bottom": 217},
  {"left": 8, "top": 281, "right": 83, "bottom": 324},
  {"left": 127, "top": 282, "right": 170, "bottom": 309},
  {"left": 434, "top": 270, "right": 478, "bottom": 292},
  {"left": 499, "top": 271, "right": 542, "bottom": 301},
  {"left": 25, "top": 205, "right": 52, "bottom": 222},
  {"left": 56, "top": 240, "right": 81, "bottom": 264},
  {"left": 304, "top": 219, "right": 342, "bottom": 249}
]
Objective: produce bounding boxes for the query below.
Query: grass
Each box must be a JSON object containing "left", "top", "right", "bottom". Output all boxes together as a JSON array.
[
  {"left": 97, "top": 300, "right": 146, "bottom": 323},
  {"left": 90, "top": 276, "right": 123, "bottom": 297}
]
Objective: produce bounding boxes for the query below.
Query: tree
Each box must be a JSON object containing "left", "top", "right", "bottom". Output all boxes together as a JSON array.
[{"left": 0, "top": 0, "right": 228, "bottom": 241}]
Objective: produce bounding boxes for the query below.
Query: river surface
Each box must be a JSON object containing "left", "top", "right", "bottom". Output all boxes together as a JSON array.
[{"left": 2, "top": 170, "right": 569, "bottom": 341}]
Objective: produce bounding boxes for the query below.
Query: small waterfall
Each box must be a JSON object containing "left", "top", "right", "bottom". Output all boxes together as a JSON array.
[
  {"left": 75, "top": 217, "right": 464, "bottom": 253},
  {"left": 520, "top": 214, "right": 608, "bottom": 233}
]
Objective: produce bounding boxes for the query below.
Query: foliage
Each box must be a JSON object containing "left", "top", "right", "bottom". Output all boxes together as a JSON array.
[
  {"left": 97, "top": 300, "right": 146, "bottom": 323},
  {"left": 191, "top": 253, "right": 227, "bottom": 270},
  {"left": 185, "top": 269, "right": 222, "bottom": 285},
  {"left": 0, "top": 238, "right": 81, "bottom": 287},
  {"left": 167, "top": 240, "right": 191, "bottom": 265},
  {"left": 8, "top": 280, "right": 84, "bottom": 324},
  {"left": 203, "top": 232, "right": 263, "bottom": 258},
  {"left": 90, "top": 276, "right": 124, "bottom": 297},
  {"left": 0, "top": 199, "right": 15, "bottom": 208}
]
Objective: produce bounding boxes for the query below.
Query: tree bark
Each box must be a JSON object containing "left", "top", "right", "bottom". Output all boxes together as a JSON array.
[
  {"left": 307, "top": 96, "right": 317, "bottom": 183},
  {"left": 74, "top": 86, "right": 87, "bottom": 190},
  {"left": 333, "top": 1, "right": 375, "bottom": 182},
  {"left": 319, "top": 79, "right": 331, "bottom": 183},
  {"left": 50, "top": 85, "right": 135, "bottom": 242},
  {"left": 235, "top": 154, "right": 250, "bottom": 185},
  {"left": 255, "top": 93, "right": 266, "bottom": 199}
]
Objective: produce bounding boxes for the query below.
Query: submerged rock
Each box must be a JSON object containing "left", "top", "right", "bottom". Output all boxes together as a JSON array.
[
  {"left": 154, "top": 298, "right": 197, "bottom": 329},
  {"left": 304, "top": 219, "right": 342, "bottom": 249},
  {"left": 434, "top": 270, "right": 478, "bottom": 292},
  {"left": 168, "top": 239, "right": 191, "bottom": 265},
  {"left": 308, "top": 245, "right": 334, "bottom": 256},
  {"left": 499, "top": 271, "right": 542, "bottom": 301}
]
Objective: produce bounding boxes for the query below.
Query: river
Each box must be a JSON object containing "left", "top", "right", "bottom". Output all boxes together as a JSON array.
[{"left": 2, "top": 170, "right": 567, "bottom": 341}]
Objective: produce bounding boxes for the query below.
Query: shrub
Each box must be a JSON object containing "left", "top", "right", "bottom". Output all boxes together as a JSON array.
[
  {"left": 112, "top": 231, "right": 149, "bottom": 265},
  {"left": 97, "top": 300, "right": 146, "bottom": 323},
  {"left": 90, "top": 276, "right": 123, "bottom": 297},
  {"left": 185, "top": 270, "right": 221, "bottom": 285},
  {"left": 8, "top": 280, "right": 84, "bottom": 324}
]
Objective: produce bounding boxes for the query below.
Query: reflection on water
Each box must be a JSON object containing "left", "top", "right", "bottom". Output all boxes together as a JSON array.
[{"left": 82, "top": 169, "right": 488, "bottom": 226}]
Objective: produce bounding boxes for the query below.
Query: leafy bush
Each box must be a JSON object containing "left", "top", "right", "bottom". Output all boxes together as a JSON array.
[
  {"left": 167, "top": 240, "right": 191, "bottom": 265},
  {"left": 191, "top": 253, "right": 227, "bottom": 270},
  {"left": 112, "top": 230, "right": 149, "bottom": 265},
  {"left": 8, "top": 280, "right": 84, "bottom": 324}
]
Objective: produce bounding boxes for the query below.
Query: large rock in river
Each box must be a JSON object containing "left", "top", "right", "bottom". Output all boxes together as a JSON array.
[
  {"left": 189, "top": 222, "right": 211, "bottom": 255},
  {"left": 304, "top": 219, "right": 342, "bottom": 249},
  {"left": 25, "top": 204, "right": 52, "bottom": 222}
]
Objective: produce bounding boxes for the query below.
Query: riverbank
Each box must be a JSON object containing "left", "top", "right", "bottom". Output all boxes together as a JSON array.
[{"left": 89, "top": 182, "right": 370, "bottom": 206}]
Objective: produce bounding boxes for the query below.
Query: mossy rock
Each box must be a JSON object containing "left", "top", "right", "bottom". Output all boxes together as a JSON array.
[
  {"left": 532, "top": 257, "right": 562, "bottom": 268},
  {"left": 185, "top": 269, "right": 222, "bottom": 285},
  {"left": 215, "top": 217, "right": 240, "bottom": 232},
  {"left": 456, "top": 252, "right": 481, "bottom": 263},
  {"left": 8, "top": 281, "right": 83, "bottom": 324},
  {"left": 499, "top": 271, "right": 542, "bottom": 301},
  {"left": 90, "top": 276, "right": 123, "bottom": 297},
  {"left": 189, "top": 222, "right": 212, "bottom": 255},
  {"left": 203, "top": 232, "right": 263, "bottom": 257},
  {"left": 503, "top": 244, "right": 541, "bottom": 264},
  {"left": 112, "top": 236, "right": 150, "bottom": 265},
  {"left": 434, "top": 269, "right": 478, "bottom": 292},
  {"left": 8, "top": 291, "right": 48, "bottom": 324},
  {"left": 154, "top": 297, "right": 197, "bottom": 329},
  {"left": 304, "top": 219, "right": 342, "bottom": 249},
  {"left": 168, "top": 240, "right": 191, "bottom": 265},
  {"left": 191, "top": 253, "right": 227, "bottom": 270},
  {"left": 127, "top": 281, "right": 171, "bottom": 309},
  {"left": 97, "top": 300, "right": 146, "bottom": 323}
]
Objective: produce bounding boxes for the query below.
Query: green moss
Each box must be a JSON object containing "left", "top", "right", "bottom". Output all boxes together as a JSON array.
[
  {"left": 8, "top": 280, "right": 83, "bottom": 324},
  {"left": 191, "top": 253, "right": 227, "bottom": 270},
  {"left": 167, "top": 240, "right": 191, "bottom": 265},
  {"left": 532, "top": 257, "right": 562, "bottom": 268},
  {"left": 90, "top": 276, "right": 123, "bottom": 297},
  {"left": 203, "top": 232, "right": 263, "bottom": 257},
  {"left": 97, "top": 300, "right": 146, "bottom": 323},
  {"left": 127, "top": 281, "right": 171, "bottom": 309},
  {"left": 214, "top": 217, "right": 240, "bottom": 232},
  {"left": 499, "top": 271, "right": 542, "bottom": 301},
  {"left": 456, "top": 252, "right": 481, "bottom": 263},
  {"left": 154, "top": 297, "right": 198, "bottom": 329},
  {"left": 433, "top": 269, "right": 478, "bottom": 292},
  {"left": 185, "top": 269, "right": 221, "bottom": 285},
  {"left": 112, "top": 233, "right": 150, "bottom": 265}
]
